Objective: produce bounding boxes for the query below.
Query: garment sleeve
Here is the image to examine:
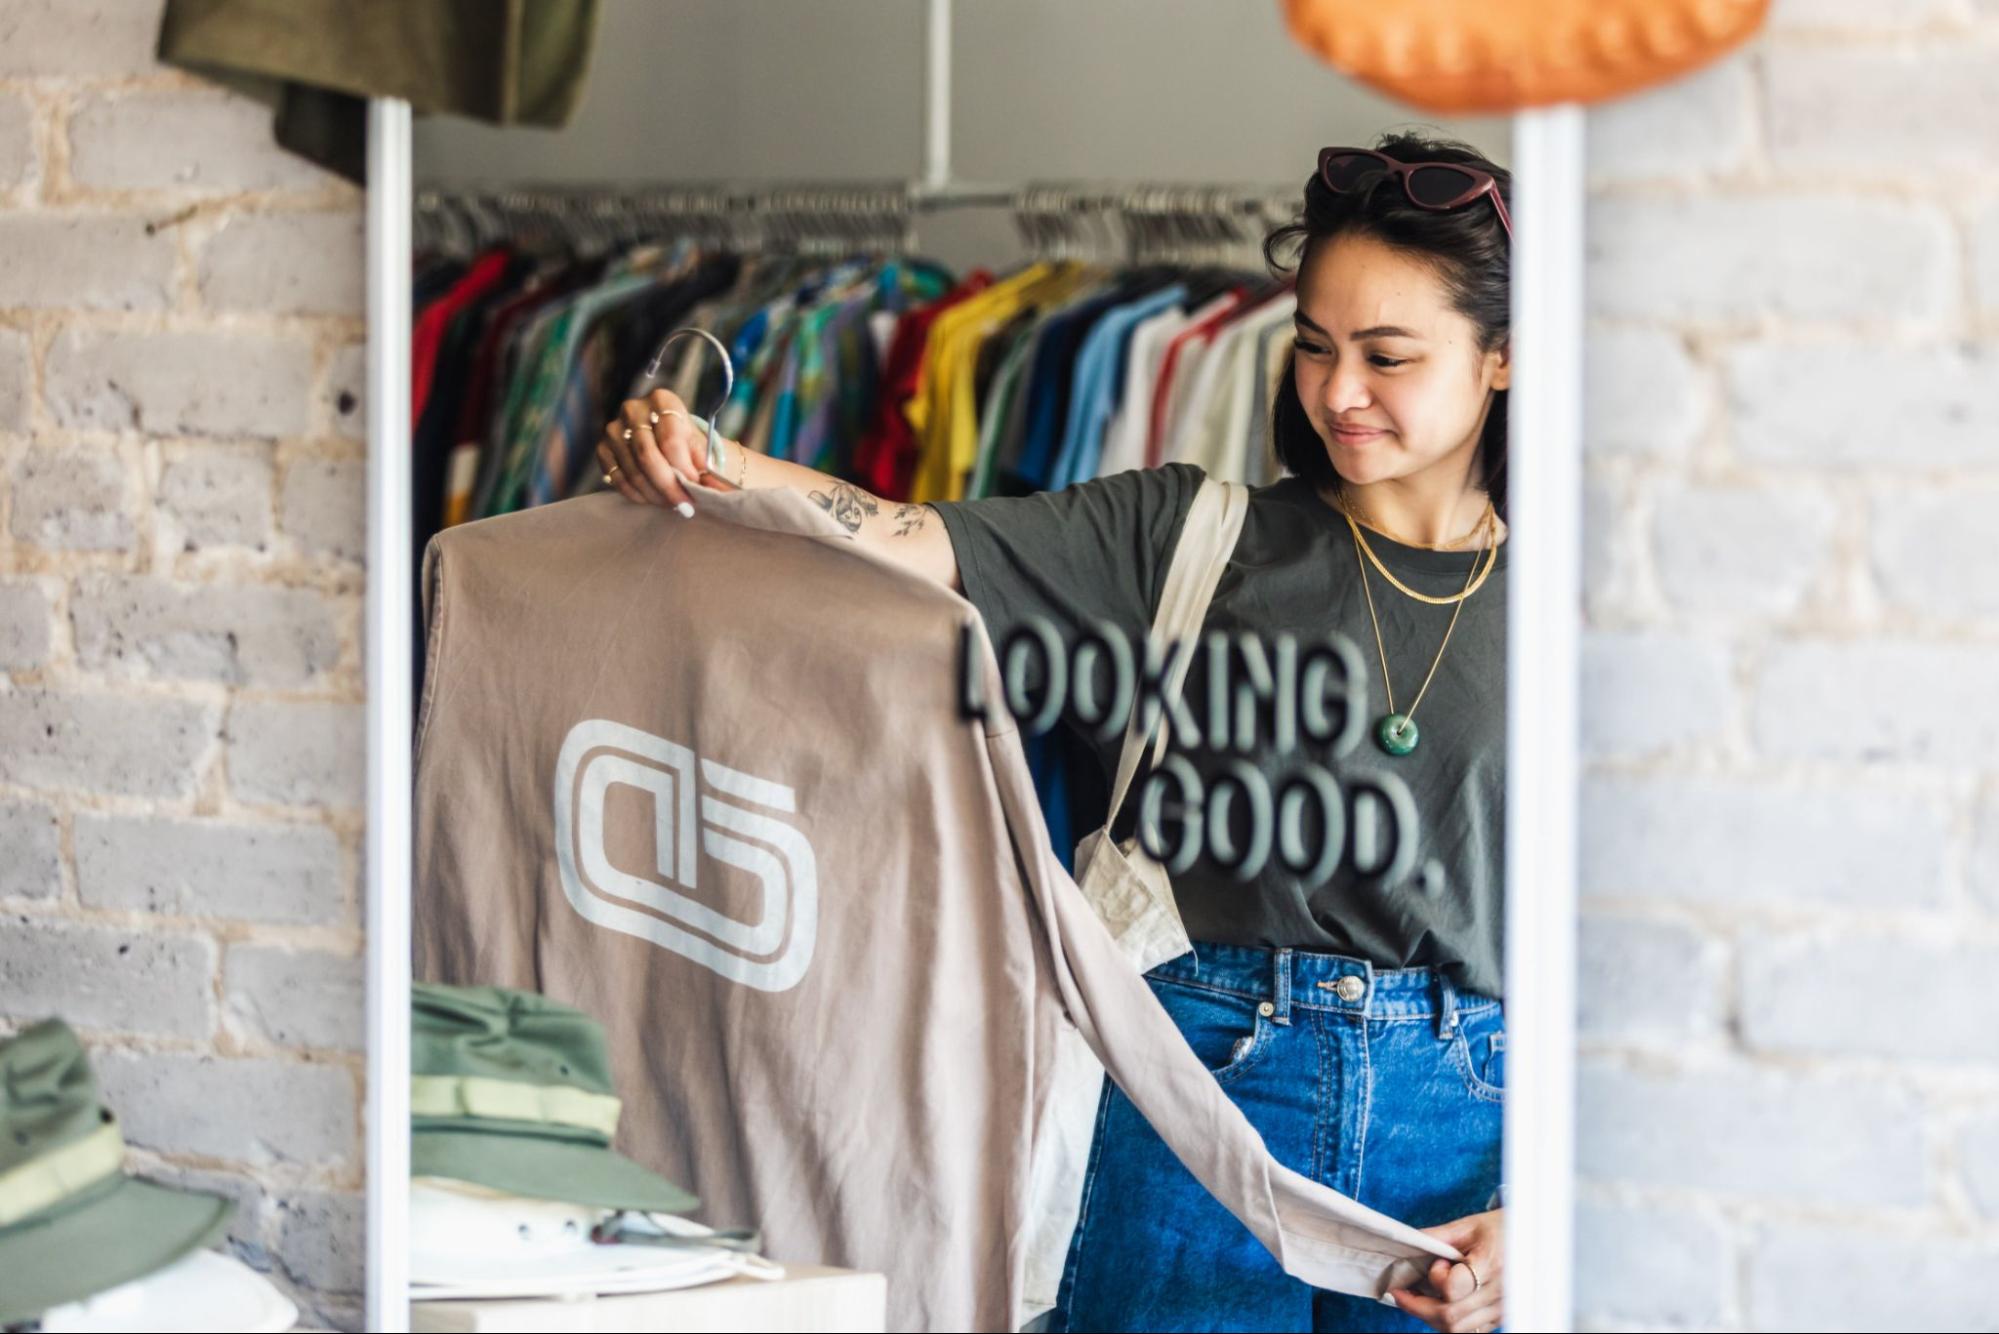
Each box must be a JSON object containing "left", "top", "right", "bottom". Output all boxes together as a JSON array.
[
  {"left": 924, "top": 462, "right": 1206, "bottom": 665},
  {"left": 974, "top": 666, "right": 1464, "bottom": 1300}
]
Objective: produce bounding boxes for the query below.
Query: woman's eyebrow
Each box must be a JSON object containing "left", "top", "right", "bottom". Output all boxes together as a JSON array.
[{"left": 1294, "top": 311, "right": 1421, "bottom": 340}]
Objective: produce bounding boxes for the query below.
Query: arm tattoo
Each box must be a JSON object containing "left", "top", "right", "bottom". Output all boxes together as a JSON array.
[
  {"left": 891, "top": 503, "right": 930, "bottom": 537},
  {"left": 806, "top": 482, "right": 880, "bottom": 534}
]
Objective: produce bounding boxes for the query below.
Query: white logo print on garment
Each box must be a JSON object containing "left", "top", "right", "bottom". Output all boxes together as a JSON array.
[{"left": 553, "top": 719, "right": 819, "bottom": 992}]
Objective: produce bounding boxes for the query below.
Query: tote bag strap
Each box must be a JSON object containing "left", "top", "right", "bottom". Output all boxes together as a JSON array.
[{"left": 1101, "top": 474, "right": 1250, "bottom": 828}]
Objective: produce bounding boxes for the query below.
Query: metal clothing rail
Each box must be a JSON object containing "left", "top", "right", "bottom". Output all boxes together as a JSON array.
[{"left": 412, "top": 178, "right": 1304, "bottom": 263}]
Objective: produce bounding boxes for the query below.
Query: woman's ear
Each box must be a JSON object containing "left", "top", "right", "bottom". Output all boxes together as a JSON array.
[{"left": 1489, "top": 341, "right": 1511, "bottom": 392}]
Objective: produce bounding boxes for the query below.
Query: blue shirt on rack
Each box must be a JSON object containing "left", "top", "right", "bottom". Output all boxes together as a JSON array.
[
  {"left": 1015, "top": 285, "right": 1128, "bottom": 489},
  {"left": 1048, "top": 283, "right": 1187, "bottom": 490}
]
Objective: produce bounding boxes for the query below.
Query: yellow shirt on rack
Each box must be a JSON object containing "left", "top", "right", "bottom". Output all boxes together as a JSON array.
[
  {"left": 907, "top": 262, "right": 1089, "bottom": 503},
  {"left": 906, "top": 262, "right": 1048, "bottom": 502}
]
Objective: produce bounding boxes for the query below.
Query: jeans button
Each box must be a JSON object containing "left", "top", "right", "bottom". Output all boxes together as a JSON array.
[
  {"left": 1334, "top": 975, "right": 1365, "bottom": 1003},
  {"left": 1257, "top": 1001, "right": 1275, "bottom": 1017}
]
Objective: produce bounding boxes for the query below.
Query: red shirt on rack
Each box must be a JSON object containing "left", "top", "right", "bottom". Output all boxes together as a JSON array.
[
  {"left": 1146, "top": 286, "right": 1249, "bottom": 471},
  {"left": 853, "top": 271, "right": 994, "bottom": 500},
  {"left": 411, "top": 249, "right": 513, "bottom": 430}
]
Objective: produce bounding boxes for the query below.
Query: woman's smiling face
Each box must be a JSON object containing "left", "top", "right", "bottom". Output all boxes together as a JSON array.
[{"left": 1290, "top": 230, "right": 1510, "bottom": 490}]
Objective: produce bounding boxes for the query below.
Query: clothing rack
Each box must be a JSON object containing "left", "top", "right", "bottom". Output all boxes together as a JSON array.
[{"left": 413, "top": 179, "right": 1302, "bottom": 264}]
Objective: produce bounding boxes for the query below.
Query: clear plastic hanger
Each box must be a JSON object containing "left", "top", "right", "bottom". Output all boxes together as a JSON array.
[{"left": 640, "top": 327, "right": 737, "bottom": 489}]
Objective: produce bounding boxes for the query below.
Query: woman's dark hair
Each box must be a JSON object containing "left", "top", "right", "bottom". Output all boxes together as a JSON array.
[{"left": 1261, "top": 129, "right": 1511, "bottom": 521}]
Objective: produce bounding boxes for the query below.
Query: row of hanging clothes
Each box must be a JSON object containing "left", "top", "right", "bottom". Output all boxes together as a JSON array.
[{"left": 408, "top": 183, "right": 1302, "bottom": 868}]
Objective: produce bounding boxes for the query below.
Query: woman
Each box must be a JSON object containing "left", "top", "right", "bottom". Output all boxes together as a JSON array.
[{"left": 597, "top": 129, "right": 1509, "bottom": 1334}]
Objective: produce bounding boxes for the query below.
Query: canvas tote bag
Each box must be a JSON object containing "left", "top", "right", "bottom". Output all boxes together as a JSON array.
[{"left": 1070, "top": 472, "right": 1251, "bottom": 974}]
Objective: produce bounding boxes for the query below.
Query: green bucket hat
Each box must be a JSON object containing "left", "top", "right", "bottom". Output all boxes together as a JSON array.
[
  {"left": 0, "top": 1019, "right": 235, "bottom": 1325},
  {"left": 411, "top": 983, "right": 699, "bottom": 1214}
]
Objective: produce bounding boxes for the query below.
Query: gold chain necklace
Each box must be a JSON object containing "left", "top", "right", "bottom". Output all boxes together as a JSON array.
[
  {"left": 1337, "top": 491, "right": 1494, "bottom": 551},
  {"left": 1338, "top": 498, "right": 1501, "bottom": 606},
  {"left": 1350, "top": 504, "right": 1491, "bottom": 756}
]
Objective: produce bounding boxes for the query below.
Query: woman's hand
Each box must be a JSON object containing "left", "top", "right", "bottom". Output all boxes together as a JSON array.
[
  {"left": 1388, "top": 1208, "right": 1502, "bottom": 1333},
  {"left": 597, "top": 388, "right": 740, "bottom": 515}
]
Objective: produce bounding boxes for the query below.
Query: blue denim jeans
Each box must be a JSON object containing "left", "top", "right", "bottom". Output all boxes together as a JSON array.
[{"left": 1050, "top": 941, "right": 1504, "bottom": 1333}]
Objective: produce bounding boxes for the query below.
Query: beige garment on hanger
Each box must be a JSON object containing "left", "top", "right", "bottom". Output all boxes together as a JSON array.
[{"left": 412, "top": 485, "right": 1459, "bottom": 1333}]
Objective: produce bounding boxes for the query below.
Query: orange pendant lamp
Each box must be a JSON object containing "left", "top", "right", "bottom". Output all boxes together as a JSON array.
[{"left": 1281, "top": 0, "right": 1770, "bottom": 112}]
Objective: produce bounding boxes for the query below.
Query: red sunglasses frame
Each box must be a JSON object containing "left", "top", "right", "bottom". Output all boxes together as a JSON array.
[{"left": 1317, "top": 146, "right": 1513, "bottom": 245}]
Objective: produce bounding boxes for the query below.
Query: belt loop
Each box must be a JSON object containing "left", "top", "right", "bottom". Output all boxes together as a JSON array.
[
  {"left": 1271, "top": 948, "right": 1293, "bottom": 1025},
  {"left": 1435, "top": 971, "right": 1459, "bottom": 1041}
]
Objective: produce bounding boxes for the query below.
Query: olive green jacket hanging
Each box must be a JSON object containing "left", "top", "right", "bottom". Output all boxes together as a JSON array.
[{"left": 157, "top": 0, "right": 600, "bottom": 183}]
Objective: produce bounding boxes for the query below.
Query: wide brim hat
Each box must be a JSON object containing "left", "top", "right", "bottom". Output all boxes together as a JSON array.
[
  {"left": 0, "top": 1021, "right": 235, "bottom": 1325},
  {"left": 38, "top": 1247, "right": 297, "bottom": 1333},
  {"left": 410, "top": 982, "right": 699, "bottom": 1214},
  {"left": 410, "top": 1123, "right": 697, "bottom": 1213}
]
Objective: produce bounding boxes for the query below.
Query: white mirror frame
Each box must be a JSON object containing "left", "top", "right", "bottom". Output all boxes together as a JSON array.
[
  {"left": 364, "top": 95, "right": 413, "bottom": 1334},
  {"left": 1503, "top": 104, "right": 1583, "bottom": 1333},
  {"left": 361, "top": 96, "right": 1583, "bottom": 1334}
]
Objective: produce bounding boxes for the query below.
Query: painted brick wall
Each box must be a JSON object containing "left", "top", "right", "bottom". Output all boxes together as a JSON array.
[
  {"left": 0, "top": 1, "right": 367, "bottom": 1328},
  {"left": 1575, "top": 0, "right": 1999, "bottom": 1327},
  {"left": 6, "top": 0, "right": 1995, "bottom": 1330}
]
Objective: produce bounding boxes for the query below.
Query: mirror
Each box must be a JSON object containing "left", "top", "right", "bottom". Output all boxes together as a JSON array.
[{"left": 366, "top": 2, "right": 1581, "bottom": 1330}]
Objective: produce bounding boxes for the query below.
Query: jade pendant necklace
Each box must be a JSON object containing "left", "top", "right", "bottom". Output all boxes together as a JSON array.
[{"left": 1337, "top": 496, "right": 1499, "bottom": 757}]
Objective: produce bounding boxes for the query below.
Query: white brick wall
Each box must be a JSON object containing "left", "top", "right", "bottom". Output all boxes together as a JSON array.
[
  {"left": 1578, "top": 1, "right": 1999, "bottom": 1326},
  {"left": 2, "top": 1, "right": 1992, "bottom": 1329},
  {"left": 0, "top": 1, "right": 365, "bottom": 1327}
]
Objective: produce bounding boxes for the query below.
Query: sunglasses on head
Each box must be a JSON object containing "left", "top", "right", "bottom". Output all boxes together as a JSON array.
[{"left": 1317, "top": 147, "right": 1513, "bottom": 245}]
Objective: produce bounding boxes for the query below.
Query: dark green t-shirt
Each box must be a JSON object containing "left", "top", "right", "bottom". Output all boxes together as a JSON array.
[{"left": 927, "top": 462, "right": 1506, "bottom": 1000}]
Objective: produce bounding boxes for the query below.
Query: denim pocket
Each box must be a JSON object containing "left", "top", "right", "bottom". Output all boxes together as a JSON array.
[
  {"left": 1147, "top": 977, "right": 1271, "bottom": 1085},
  {"left": 1448, "top": 1002, "right": 1506, "bottom": 1102}
]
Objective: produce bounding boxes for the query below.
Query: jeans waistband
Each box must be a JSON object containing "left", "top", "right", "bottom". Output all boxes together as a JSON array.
[{"left": 1147, "top": 939, "right": 1498, "bottom": 1038}]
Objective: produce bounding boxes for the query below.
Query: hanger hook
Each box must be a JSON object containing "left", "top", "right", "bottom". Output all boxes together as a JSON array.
[{"left": 643, "top": 328, "right": 736, "bottom": 474}]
